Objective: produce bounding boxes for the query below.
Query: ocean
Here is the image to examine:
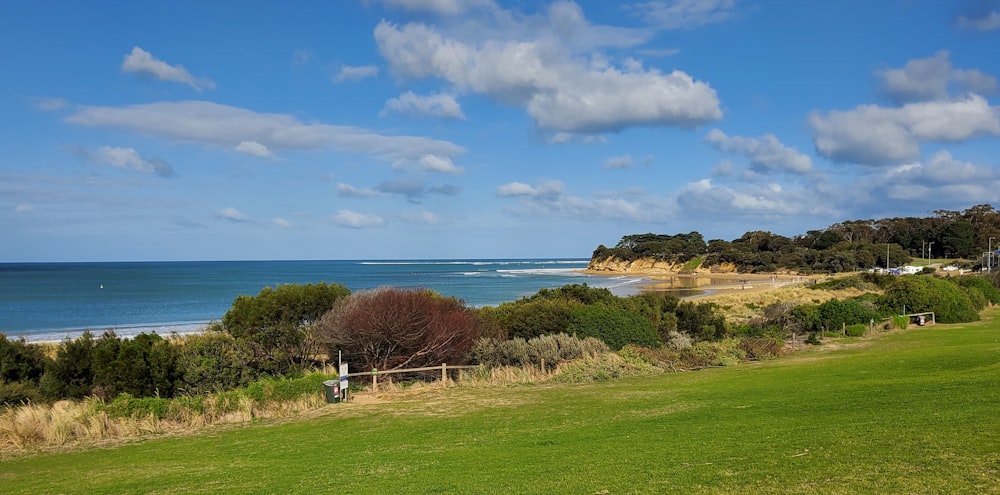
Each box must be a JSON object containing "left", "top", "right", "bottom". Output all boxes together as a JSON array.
[{"left": 0, "top": 259, "right": 643, "bottom": 342}]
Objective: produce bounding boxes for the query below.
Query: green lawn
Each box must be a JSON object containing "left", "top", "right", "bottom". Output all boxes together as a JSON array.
[{"left": 2, "top": 314, "right": 999, "bottom": 494}]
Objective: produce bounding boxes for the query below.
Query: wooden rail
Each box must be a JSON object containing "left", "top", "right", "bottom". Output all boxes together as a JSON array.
[{"left": 344, "top": 363, "right": 480, "bottom": 391}]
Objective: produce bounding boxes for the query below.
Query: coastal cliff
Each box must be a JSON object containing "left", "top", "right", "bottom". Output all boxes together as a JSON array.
[{"left": 586, "top": 256, "right": 739, "bottom": 275}]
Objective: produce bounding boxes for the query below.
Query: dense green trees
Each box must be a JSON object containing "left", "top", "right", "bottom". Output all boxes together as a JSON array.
[
  {"left": 221, "top": 282, "right": 351, "bottom": 375},
  {"left": 593, "top": 205, "right": 1000, "bottom": 273},
  {"left": 880, "top": 276, "right": 980, "bottom": 323}
]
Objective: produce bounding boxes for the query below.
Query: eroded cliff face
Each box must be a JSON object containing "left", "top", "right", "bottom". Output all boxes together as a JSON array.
[{"left": 587, "top": 257, "right": 739, "bottom": 274}]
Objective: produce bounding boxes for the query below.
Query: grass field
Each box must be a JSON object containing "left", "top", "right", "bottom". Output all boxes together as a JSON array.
[{"left": 2, "top": 313, "right": 999, "bottom": 494}]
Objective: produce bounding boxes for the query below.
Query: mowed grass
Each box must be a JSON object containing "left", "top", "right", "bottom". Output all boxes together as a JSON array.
[{"left": 2, "top": 315, "right": 999, "bottom": 494}]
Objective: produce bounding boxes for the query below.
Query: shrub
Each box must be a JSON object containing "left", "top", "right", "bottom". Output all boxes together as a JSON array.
[
  {"left": 486, "top": 298, "right": 580, "bottom": 340},
  {"left": 222, "top": 282, "right": 351, "bottom": 375},
  {"left": 0, "top": 335, "right": 48, "bottom": 385},
  {"left": 816, "top": 298, "right": 880, "bottom": 332},
  {"left": 317, "top": 288, "right": 480, "bottom": 371},
  {"left": 0, "top": 381, "right": 43, "bottom": 407},
  {"left": 567, "top": 305, "right": 661, "bottom": 350},
  {"left": 845, "top": 324, "right": 867, "bottom": 337},
  {"left": 675, "top": 301, "right": 728, "bottom": 341},
  {"left": 880, "top": 276, "right": 979, "bottom": 324},
  {"left": 679, "top": 340, "right": 746, "bottom": 367},
  {"left": 962, "top": 286, "right": 987, "bottom": 311},
  {"left": 738, "top": 337, "right": 784, "bottom": 360},
  {"left": 175, "top": 332, "right": 257, "bottom": 395},
  {"left": 40, "top": 332, "right": 96, "bottom": 400},
  {"left": 471, "top": 334, "right": 609, "bottom": 369},
  {"left": 955, "top": 276, "right": 1000, "bottom": 305}
]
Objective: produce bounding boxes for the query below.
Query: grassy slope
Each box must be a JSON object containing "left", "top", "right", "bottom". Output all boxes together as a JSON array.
[{"left": 2, "top": 314, "right": 999, "bottom": 494}]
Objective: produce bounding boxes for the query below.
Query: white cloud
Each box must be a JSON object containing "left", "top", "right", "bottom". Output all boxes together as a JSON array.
[
  {"left": 628, "top": 0, "right": 740, "bottom": 29},
  {"left": 675, "top": 178, "right": 835, "bottom": 218},
  {"left": 809, "top": 94, "right": 1000, "bottom": 165},
  {"left": 217, "top": 207, "right": 252, "bottom": 222},
  {"left": 374, "top": 7, "right": 721, "bottom": 134},
  {"left": 333, "top": 65, "right": 379, "bottom": 82},
  {"left": 957, "top": 10, "right": 1000, "bottom": 31},
  {"left": 378, "top": 0, "right": 497, "bottom": 15},
  {"left": 603, "top": 154, "right": 634, "bottom": 169},
  {"left": 496, "top": 180, "right": 564, "bottom": 199},
  {"left": 291, "top": 49, "right": 311, "bottom": 65},
  {"left": 87, "top": 146, "right": 175, "bottom": 177},
  {"left": 865, "top": 151, "right": 1000, "bottom": 204},
  {"left": 705, "top": 129, "right": 813, "bottom": 174},
  {"left": 65, "top": 100, "right": 465, "bottom": 165},
  {"left": 417, "top": 154, "right": 464, "bottom": 174},
  {"left": 121, "top": 46, "right": 215, "bottom": 92},
  {"left": 35, "top": 97, "right": 68, "bottom": 111},
  {"left": 15, "top": 204, "right": 34, "bottom": 213},
  {"left": 876, "top": 51, "right": 997, "bottom": 103},
  {"left": 382, "top": 91, "right": 465, "bottom": 119},
  {"left": 333, "top": 210, "right": 386, "bottom": 228},
  {"left": 272, "top": 217, "right": 293, "bottom": 229},
  {"left": 337, "top": 183, "right": 381, "bottom": 197},
  {"left": 233, "top": 140, "right": 274, "bottom": 158}
]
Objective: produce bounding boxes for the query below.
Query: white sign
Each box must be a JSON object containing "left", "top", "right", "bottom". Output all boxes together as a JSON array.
[{"left": 339, "top": 363, "right": 349, "bottom": 393}]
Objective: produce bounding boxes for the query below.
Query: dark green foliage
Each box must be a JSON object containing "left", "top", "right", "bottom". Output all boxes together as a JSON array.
[
  {"left": 525, "top": 283, "right": 618, "bottom": 305},
  {"left": 618, "top": 292, "right": 680, "bottom": 341},
  {"left": 103, "top": 393, "right": 171, "bottom": 420},
  {"left": 0, "top": 380, "right": 43, "bottom": 406},
  {"left": 791, "top": 304, "right": 821, "bottom": 334},
  {"left": 592, "top": 232, "right": 707, "bottom": 263},
  {"left": 40, "top": 331, "right": 96, "bottom": 399},
  {"left": 222, "top": 282, "right": 351, "bottom": 375},
  {"left": 962, "top": 286, "right": 987, "bottom": 311},
  {"left": 675, "top": 301, "right": 728, "bottom": 341},
  {"left": 816, "top": 298, "right": 880, "bottom": 332},
  {"left": 175, "top": 331, "right": 257, "bottom": 395},
  {"left": 485, "top": 298, "right": 580, "bottom": 340},
  {"left": 955, "top": 276, "right": 1000, "bottom": 305},
  {"left": 0, "top": 335, "right": 48, "bottom": 385},
  {"left": 880, "top": 276, "right": 980, "bottom": 323},
  {"left": 90, "top": 332, "right": 179, "bottom": 400},
  {"left": 567, "top": 304, "right": 661, "bottom": 350},
  {"left": 845, "top": 324, "right": 867, "bottom": 337}
]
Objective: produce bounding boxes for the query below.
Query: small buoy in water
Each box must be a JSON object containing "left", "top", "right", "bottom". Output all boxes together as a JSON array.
[{"left": 100, "top": 284, "right": 104, "bottom": 289}]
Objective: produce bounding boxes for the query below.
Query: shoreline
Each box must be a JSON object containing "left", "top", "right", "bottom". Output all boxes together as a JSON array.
[{"left": 584, "top": 270, "right": 823, "bottom": 299}]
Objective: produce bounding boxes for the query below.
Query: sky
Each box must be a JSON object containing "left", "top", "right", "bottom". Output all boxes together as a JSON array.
[{"left": 2, "top": 0, "right": 1000, "bottom": 261}]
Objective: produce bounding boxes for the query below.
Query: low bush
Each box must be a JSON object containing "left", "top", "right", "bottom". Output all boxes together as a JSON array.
[
  {"left": 568, "top": 305, "right": 661, "bottom": 350},
  {"left": 738, "top": 336, "right": 784, "bottom": 360},
  {"left": 471, "top": 334, "right": 609, "bottom": 369},
  {"left": 0, "top": 381, "right": 43, "bottom": 407},
  {"left": 845, "top": 324, "right": 867, "bottom": 337}
]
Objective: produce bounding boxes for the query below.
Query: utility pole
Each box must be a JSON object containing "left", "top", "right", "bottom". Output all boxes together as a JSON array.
[
  {"left": 928, "top": 241, "right": 934, "bottom": 261},
  {"left": 990, "top": 237, "right": 996, "bottom": 273},
  {"left": 886, "top": 243, "right": 890, "bottom": 271}
]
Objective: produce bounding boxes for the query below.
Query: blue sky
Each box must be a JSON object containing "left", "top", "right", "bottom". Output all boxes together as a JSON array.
[{"left": 2, "top": 0, "right": 1000, "bottom": 261}]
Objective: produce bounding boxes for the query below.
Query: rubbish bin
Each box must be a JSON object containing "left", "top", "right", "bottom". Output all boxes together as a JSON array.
[{"left": 322, "top": 379, "right": 340, "bottom": 403}]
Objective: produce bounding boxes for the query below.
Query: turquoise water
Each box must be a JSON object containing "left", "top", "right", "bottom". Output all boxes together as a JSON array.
[{"left": 0, "top": 260, "right": 642, "bottom": 341}]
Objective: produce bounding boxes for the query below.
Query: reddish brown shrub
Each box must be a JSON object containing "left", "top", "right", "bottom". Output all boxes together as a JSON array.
[{"left": 315, "top": 287, "right": 479, "bottom": 371}]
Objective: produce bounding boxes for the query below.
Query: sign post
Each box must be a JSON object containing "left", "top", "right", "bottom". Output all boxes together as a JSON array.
[{"left": 339, "top": 362, "right": 349, "bottom": 401}]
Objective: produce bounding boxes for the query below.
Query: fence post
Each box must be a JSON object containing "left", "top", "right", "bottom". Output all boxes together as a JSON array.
[
  {"left": 441, "top": 363, "right": 447, "bottom": 383},
  {"left": 372, "top": 368, "right": 378, "bottom": 392}
]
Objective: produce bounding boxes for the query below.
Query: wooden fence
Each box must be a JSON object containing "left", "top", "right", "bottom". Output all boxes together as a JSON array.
[{"left": 344, "top": 363, "right": 481, "bottom": 391}]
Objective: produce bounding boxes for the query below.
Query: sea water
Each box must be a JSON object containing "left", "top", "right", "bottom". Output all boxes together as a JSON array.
[{"left": 0, "top": 260, "right": 642, "bottom": 342}]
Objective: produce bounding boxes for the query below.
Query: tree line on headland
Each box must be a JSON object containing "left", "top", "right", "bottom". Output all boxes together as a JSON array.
[
  {"left": 3, "top": 205, "right": 1000, "bottom": 410},
  {"left": 591, "top": 204, "right": 1000, "bottom": 273}
]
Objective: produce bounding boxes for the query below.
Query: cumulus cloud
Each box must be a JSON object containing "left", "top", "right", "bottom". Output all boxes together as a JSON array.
[
  {"left": 876, "top": 51, "right": 997, "bottom": 103},
  {"left": 64, "top": 100, "right": 464, "bottom": 165},
  {"left": 858, "top": 151, "right": 1000, "bottom": 205},
  {"left": 382, "top": 91, "right": 465, "bottom": 119},
  {"left": 417, "top": 154, "right": 464, "bottom": 174},
  {"left": 374, "top": 4, "right": 721, "bottom": 134},
  {"left": 121, "top": 47, "right": 215, "bottom": 92},
  {"left": 674, "top": 178, "right": 837, "bottom": 218},
  {"left": 233, "top": 140, "right": 274, "bottom": 158},
  {"left": 957, "top": 10, "right": 1000, "bottom": 31},
  {"left": 627, "top": 0, "right": 740, "bottom": 29},
  {"left": 496, "top": 179, "right": 671, "bottom": 222},
  {"left": 705, "top": 129, "right": 813, "bottom": 174},
  {"left": 809, "top": 94, "right": 1000, "bottom": 166},
  {"left": 333, "top": 210, "right": 386, "bottom": 228},
  {"left": 217, "top": 207, "right": 251, "bottom": 222},
  {"left": 272, "top": 217, "right": 293, "bottom": 228},
  {"left": 337, "top": 183, "right": 381, "bottom": 197},
  {"left": 603, "top": 154, "right": 634, "bottom": 169},
  {"left": 378, "top": 0, "right": 497, "bottom": 15},
  {"left": 333, "top": 65, "right": 380, "bottom": 82},
  {"left": 496, "top": 180, "right": 564, "bottom": 199},
  {"left": 85, "top": 146, "right": 176, "bottom": 177}
]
